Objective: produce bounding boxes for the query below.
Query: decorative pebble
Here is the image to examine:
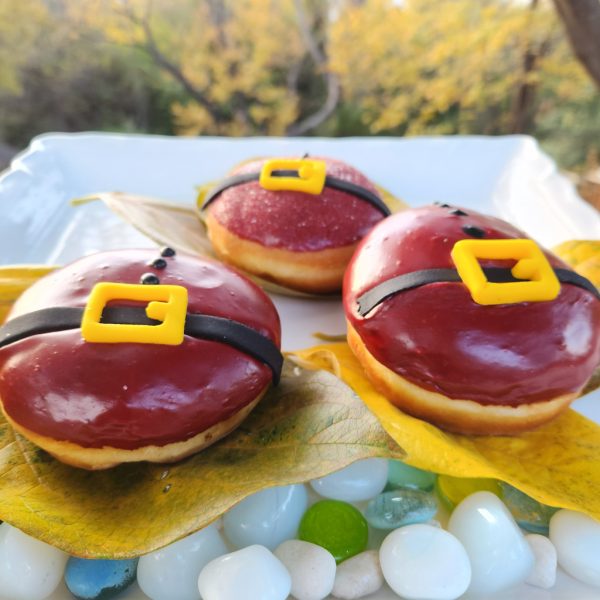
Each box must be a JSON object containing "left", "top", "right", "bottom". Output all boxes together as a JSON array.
[
  {"left": 274, "top": 539, "right": 336, "bottom": 600},
  {"left": 387, "top": 460, "right": 436, "bottom": 491},
  {"left": 0, "top": 523, "right": 68, "bottom": 600},
  {"left": 448, "top": 491, "right": 534, "bottom": 595},
  {"left": 331, "top": 550, "right": 384, "bottom": 600},
  {"left": 500, "top": 482, "right": 558, "bottom": 535},
  {"left": 197, "top": 544, "right": 291, "bottom": 600},
  {"left": 366, "top": 488, "right": 437, "bottom": 530},
  {"left": 65, "top": 557, "right": 138, "bottom": 600},
  {"left": 525, "top": 534, "right": 557, "bottom": 589},
  {"left": 299, "top": 500, "right": 368, "bottom": 563},
  {"left": 435, "top": 475, "right": 500, "bottom": 510},
  {"left": 549, "top": 509, "right": 600, "bottom": 587},
  {"left": 379, "top": 524, "right": 471, "bottom": 600},
  {"left": 137, "top": 523, "right": 227, "bottom": 600},
  {"left": 310, "top": 459, "right": 388, "bottom": 502},
  {"left": 223, "top": 484, "right": 307, "bottom": 550}
]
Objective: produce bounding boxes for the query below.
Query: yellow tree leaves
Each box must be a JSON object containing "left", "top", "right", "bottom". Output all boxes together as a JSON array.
[{"left": 329, "top": 0, "right": 595, "bottom": 135}]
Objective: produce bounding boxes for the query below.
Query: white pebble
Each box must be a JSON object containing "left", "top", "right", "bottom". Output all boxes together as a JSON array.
[
  {"left": 448, "top": 491, "right": 534, "bottom": 595},
  {"left": 550, "top": 509, "right": 600, "bottom": 587},
  {"left": 379, "top": 524, "right": 471, "bottom": 600},
  {"left": 310, "top": 459, "right": 388, "bottom": 502},
  {"left": 197, "top": 545, "right": 291, "bottom": 600},
  {"left": 274, "top": 539, "right": 335, "bottom": 600},
  {"left": 525, "top": 534, "right": 557, "bottom": 589},
  {"left": 332, "top": 550, "right": 384, "bottom": 600},
  {"left": 223, "top": 484, "right": 307, "bottom": 550},
  {"left": 0, "top": 523, "right": 68, "bottom": 600},
  {"left": 137, "top": 523, "right": 227, "bottom": 600}
]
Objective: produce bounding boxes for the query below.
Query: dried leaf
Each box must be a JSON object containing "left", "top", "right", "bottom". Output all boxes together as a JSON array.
[
  {"left": 73, "top": 193, "right": 213, "bottom": 257},
  {"left": 292, "top": 343, "right": 600, "bottom": 522},
  {"left": 0, "top": 360, "right": 404, "bottom": 558}
]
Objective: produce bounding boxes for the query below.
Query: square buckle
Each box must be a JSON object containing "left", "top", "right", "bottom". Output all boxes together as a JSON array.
[
  {"left": 259, "top": 158, "right": 326, "bottom": 195},
  {"left": 81, "top": 283, "right": 188, "bottom": 345},
  {"left": 451, "top": 239, "right": 560, "bottom": 305}
]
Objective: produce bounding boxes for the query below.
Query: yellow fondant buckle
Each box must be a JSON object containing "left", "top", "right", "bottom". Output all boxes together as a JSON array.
[
  {"left": 259, "top": 158, "right": 326, "bottom": 194},
  {"left": 451, "top": 239, "right": 560, "bottom": 305},
  {"left": 81, "top": 283, "right": 188, "bottom": 345}
]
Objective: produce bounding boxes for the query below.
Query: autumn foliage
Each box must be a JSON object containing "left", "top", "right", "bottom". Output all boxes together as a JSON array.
[{"left": 0, "top": 0, "right": 598, "bottom": 167}]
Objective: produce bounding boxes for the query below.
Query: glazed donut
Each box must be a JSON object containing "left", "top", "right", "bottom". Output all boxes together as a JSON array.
[
  {"left": 343, "top": 204, "right": 600, "bottom": 435},
  {"left": 201, "top": 156, "right": 390, "bottom": 294},
  {"left": 0, "top": 248, "right": 282, "bottom": 469}
]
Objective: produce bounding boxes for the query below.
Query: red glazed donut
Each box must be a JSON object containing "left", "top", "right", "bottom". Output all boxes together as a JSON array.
[
  {"left": 0, "top": 249, "right": 281, "bottom": 469},
  {"left": 343, "top": 205, "right": 600, "bottom": 435},
  {"left": 202, "top": 156, "right": 389, "bottom": 293}
]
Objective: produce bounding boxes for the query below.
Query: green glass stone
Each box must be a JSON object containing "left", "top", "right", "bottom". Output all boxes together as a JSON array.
[
  {"left": 298, "top": 500, "right": 368, "bottom": 563},
  {"left": 500, "top": 482, "right": 559, "bottom": 535},
  {"left": 387, "top": 460, "right": 437, "bottom": 491},
  {"left": 366, "top": 488, "right": 438, "bottom": 530}
]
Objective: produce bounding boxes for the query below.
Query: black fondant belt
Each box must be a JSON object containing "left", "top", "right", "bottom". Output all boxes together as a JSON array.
[
  {"left": 356, "top": 267, "right": 600, "bottom": 317},
  {"left": 201, "top": 170, "right": 391, "bottom": 217},
  {"left": 0, "top": 306, "right": 283, "bottom": 384}
]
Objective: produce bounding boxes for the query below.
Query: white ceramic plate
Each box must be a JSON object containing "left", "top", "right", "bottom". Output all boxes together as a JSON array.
[{"left": 0, "top": 133, "right": 599, "bottom": 600}]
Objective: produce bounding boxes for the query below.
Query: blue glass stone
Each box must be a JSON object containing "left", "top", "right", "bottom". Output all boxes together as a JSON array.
[
  {"left": 65, "top": 557, "right": 138, "bottom": 600},
  {"left": 500, "top": 482, "right": 559, "bottom": 535},
  {"left": 366, "top": 488, "right": 438, "bottom": 530},
  {"left": 386, "top": 460, "right": 437, "bottom": 491}
]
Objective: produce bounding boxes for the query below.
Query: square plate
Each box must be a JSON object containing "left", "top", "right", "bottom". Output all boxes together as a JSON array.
[{"left": 1, "top": 133, "right": 599, "bottom": 600}]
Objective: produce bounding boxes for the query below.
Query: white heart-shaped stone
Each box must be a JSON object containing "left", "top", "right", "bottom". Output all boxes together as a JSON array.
[
  {"left": 379, "top": 524, "right": 471, "bottom": 600},
  {"left": 197, "top": 545, "right": 291, "bottom": 600},
  {"left": 448, "top": 491, "right": 534, "bottom": 595}
]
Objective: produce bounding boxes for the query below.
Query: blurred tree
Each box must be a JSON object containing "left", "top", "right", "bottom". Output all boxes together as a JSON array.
[
  {"left": 0, "top": 0, "right": 598, "bottom": 169},
  {"left": 329, "top": 0, "right": 593, "bottom": 135},
  {"left": 77, "top": 0, "right": 339, "bottom": 136}
]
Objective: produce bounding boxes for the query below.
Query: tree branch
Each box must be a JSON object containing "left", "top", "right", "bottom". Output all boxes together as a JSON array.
[
  {"left": 287, "top": 0, "right": 341, "bottom": 135},
  {"left": 119, "top": 2, "right": 229, "bottom": 123},
  {"left": 552, "top": 0, "right": 600, "bottom": 90}
]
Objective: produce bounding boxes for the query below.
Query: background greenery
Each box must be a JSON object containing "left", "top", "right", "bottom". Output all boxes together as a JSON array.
[{"left": 0, "top": 0, "right": 598, "bottom": 171}]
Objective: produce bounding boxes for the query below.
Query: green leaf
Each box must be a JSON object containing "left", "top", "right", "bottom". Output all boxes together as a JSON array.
[{"left": 0, "top": 361, "right": 404, "bottom": 558}]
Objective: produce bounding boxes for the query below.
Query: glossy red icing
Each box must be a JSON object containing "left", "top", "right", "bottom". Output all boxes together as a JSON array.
[
  {"left": 208, "top": 157, "right": 385, "bottom": 251},
  {"left": 343, "top": 205, "right": 600, "bottom": 406},
  {"left": 0, "top": 250, "right": 281, "bottom": 449}
]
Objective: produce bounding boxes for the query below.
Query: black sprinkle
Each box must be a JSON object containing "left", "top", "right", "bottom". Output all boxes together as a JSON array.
[
  {"left": 438, "top": 203, "right": 451, "bottom": 208},
  {"left": 302, "top": 152, "right": 309, "bottom": 159},
  {"left": 160, "top": 246, "right": 176, "bottom": 257},
  {"left": 463, "top": 225, "right": 486, "bottom": 238},
  {"left": 140, "top": 273, "right": 160, "bottom": 285},
  {"left": 149, "top": 258, "right": 167, "bottom": 270},
  {"left": 450, "top": 209, "right": 468, "bottom": 216}
]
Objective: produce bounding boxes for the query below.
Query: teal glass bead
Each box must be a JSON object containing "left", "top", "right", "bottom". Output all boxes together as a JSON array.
[
  {"left": 65, "top": 557, "right": 138, "bottom": 600},
  {"left": 366, "top": 488, "right": 438, "bottom": 530},
  {"left": 500, "top": 482, "right": 559, "bottom": 535},
  {"left": 387, "top": 461, "right": 437, "bottom": 491},
  {"left": 298, "top": 500, "right": 368, "bottom": 563}
]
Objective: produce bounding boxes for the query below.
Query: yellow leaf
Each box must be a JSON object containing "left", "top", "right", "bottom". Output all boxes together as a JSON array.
[
  {"left": 292, "top": 343, "right": 600, "bottom": 521},
  {"left": 0, "top": 266, "right": 58, "bottom": 324},
  {"left": 0, "top": 360, "right": 404, "bottom": 558},
  {"left": 553, "top": 240, "right": 600, "bottom": 288}
]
